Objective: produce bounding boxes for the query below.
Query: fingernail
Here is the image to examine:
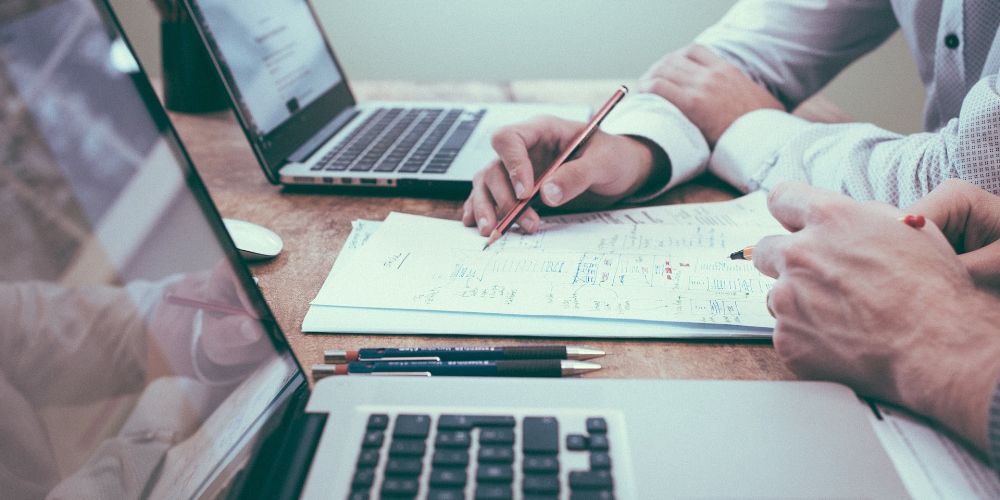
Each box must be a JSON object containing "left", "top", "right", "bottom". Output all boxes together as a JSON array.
[
  {"left": 542, "top": 183, "right": 562, "bottom": 204},
  {"left": 520, "top": 218, "right": 536, "bottom": 232},
  {"left": 478, "top": 217, "right": 488, "bottom": 229},
  {"left": 514, "top": 182, "right": 526, "bottom": 198}
]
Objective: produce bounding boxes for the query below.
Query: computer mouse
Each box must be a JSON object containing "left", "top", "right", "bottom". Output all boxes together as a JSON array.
[{"left": 222, "top": 218, "right": 283, "bottom": 261}]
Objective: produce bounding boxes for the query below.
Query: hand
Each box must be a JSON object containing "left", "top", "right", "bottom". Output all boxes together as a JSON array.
[
  {"left": 463, "top": 116, "right": 666, "bottom": 235},
  {"left": 752, "top": 182, "right": 1000, "bottom": 453},
  {"left": 909, "top": 178, "right": 1000, "bottom": 290},
  {"left": 148, "top": 262, "right": 271, "bottom": 383},
  {"left": 638, "top": 44, "right": 783, "bottom": 146}
]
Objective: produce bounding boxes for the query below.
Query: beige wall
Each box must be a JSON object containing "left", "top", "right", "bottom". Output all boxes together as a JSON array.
[{"left": 111, "top": 0, "right": 926, "bottom": 133}]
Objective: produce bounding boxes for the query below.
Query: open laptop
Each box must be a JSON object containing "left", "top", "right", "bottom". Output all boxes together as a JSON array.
[
  {"left": 0, "top": 1, "right": 911, "bottom": 498},
  {"left": 180, "top": 0, "right": 590, "bottom": 194}
]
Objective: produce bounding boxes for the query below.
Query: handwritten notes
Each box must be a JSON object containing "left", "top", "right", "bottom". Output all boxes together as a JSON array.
[{"left": 311, "top": 193, "right": 784, "bottom": 331}]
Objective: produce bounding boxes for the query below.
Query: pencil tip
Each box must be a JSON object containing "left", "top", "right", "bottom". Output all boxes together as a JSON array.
[{"left": 729, "top": 250, "right": 744, "bottom": 260}]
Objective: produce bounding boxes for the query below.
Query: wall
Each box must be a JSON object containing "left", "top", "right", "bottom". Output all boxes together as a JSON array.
[{"left": 110, "top": 0, "right": 926, "bottom": 133}]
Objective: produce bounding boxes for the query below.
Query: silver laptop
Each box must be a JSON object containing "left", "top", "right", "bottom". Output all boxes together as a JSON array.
[
  {"left": 0, "top": 1, "right": 909, "bottom": 498},
  {"left": 182, "top": 0, "right": 590, "bottom": 194}
]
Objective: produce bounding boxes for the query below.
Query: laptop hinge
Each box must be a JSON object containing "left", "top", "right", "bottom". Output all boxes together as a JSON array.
[
  {"left": 288, "top": 108, "right": 360, "bottom": 164},
  {"left": 229, "top": 383, "right": 327, "bottom": 500}
]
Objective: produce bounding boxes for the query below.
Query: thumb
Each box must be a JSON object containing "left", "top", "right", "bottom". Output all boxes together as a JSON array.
[{"left": 539, "top": 157, "right": 600, "bottom": 207}]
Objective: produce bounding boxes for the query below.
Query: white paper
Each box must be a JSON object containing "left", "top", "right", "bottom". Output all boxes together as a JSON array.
[
  {"left": 309, "top": 194, "right": 783, "bottom": 335},
  {"left": 870, "top": 404, "right": 1000, "bottom": 499}
]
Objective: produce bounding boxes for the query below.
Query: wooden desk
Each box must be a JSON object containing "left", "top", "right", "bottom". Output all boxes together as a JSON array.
[{"left": 167, "top": 80, "right": 795, "bottom": 381}]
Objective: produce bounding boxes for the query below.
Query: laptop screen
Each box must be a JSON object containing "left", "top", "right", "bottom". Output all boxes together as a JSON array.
[
  {"left": 186, "top": 0, "right": 356, "bottom": 176},
  {"left": 0, "top": 0, "right": 302, "bottom": 498}
]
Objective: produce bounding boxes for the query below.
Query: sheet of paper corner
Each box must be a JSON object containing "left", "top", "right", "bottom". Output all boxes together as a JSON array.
[{"left": 304, "top": 193, "right": 781, "bottom": 337}]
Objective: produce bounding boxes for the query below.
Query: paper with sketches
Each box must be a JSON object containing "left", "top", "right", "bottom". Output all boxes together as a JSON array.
[{"left": 310, "top": 194, "right": 783, "bottom": 332}]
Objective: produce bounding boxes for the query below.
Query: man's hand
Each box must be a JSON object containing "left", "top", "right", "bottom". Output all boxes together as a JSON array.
[
  {"left": 463, "top": 116, "right": 666, "bottom": 235},
  {"left": 638, "top": 44, "right": 783, "bottom": 146},
  {"left": 909, "top": 179, "right": 1000, "bottom": 290},
  {"left": 752, "top": 182, "right": 1000, "bottom": 453}
]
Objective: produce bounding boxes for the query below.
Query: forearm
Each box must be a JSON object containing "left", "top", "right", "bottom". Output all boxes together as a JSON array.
[
  {"left": 710, "top": 75, "right": 1000, "bottom": 206},
  {"left": 694, "top": 0, "right": 897, "bottom": 108}
]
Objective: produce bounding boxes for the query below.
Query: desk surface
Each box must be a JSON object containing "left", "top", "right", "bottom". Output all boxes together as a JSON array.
[{"left": 167, "top": 80, "right": 795, "bottom": 381}]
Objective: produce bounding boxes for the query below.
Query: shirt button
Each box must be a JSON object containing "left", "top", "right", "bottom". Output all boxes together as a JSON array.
[{"left": 944, "top": 33, "right": 960, "bottom": 49}]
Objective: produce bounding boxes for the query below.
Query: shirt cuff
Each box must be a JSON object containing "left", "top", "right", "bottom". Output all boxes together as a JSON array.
[
  {"left": 600, "top": 92, "right": 709, "bottom": 203},
  {"left": 710, "top": 109, "right": 811, "bottom": 193},
  {"left": 989, "top": 375, "right": 1000, "bottom": 473}
]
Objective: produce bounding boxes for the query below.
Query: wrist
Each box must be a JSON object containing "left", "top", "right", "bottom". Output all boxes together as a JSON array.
[
  {"left": 621, "top": 135, "right": 670, "bottom": 199},
  {"left": 896, "top": 290, "right": 1000, "bottom": 452}
]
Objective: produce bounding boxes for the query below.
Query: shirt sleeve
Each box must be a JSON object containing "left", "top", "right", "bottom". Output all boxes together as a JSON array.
[
  {"left": 709, "top": 73, "right": 1000, "bottom": 207},
  {"left": 600, "top": 93, "right": 709, "bottom": 202},
  {"left": 990, "top": 376, "right": 1000, "bottom": 474},
  {"left": 694, "top": 0, "right": 899, "bottom": 110}
]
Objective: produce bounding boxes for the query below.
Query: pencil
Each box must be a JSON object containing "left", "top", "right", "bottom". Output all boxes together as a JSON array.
[
  {"left": 482, "top": 85, "right": 629, "bottom": 250},
  {"left": 165, "top": 292, "right": 251, "bottom": 316},
  {"left": 728, "top": 213, "right": 926, "bottom": 261}
]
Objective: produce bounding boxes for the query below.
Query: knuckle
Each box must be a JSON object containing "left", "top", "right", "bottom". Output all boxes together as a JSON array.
[
  {"left": 805, "top": 197, "right": 841, "bottom": 225},
  {"left": 768, "top": 282, "right": 795, "bottom": 316}
]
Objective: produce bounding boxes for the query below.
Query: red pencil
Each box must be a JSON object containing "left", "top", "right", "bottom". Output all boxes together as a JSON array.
[{"left": 482, "top": 85, "right": 629, "bottom": 250}]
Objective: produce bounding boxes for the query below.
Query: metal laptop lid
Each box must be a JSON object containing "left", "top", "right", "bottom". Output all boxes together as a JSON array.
[
  {"left": 0, "top": 0, "right": 304, "bottom": 497},
  {"left": 183, "top": 0, "right": 357, "bottom": 182}
]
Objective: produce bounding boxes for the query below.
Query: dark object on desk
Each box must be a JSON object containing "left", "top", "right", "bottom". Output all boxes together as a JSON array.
[
  {"left": 161, "top": 18, "right": 228, "bottom": 113},
  {"left": 729, "top": 246, "right": 753, "bottom": 261},
  {"left": 311, "top": 360, "right": 601, "bottom": 378},
  {"left": 324, "top": 345, "right": 605, "bottom": 363}
]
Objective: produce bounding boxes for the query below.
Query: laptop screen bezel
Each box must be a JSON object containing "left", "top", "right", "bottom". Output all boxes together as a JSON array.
[
  {"left": 92, "top": 0, "right": 312, "bottom": 495},
  {"left": 182, "top": 0, "right": 356, "bottom": 183}
]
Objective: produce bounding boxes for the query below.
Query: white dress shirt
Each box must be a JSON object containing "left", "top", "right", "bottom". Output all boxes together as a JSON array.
[{"left": 601, "top": 0, "right": 1000, "bottom": 208}]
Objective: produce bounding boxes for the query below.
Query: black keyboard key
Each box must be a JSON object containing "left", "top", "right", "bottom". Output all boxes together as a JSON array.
[
  {"left": 585, "top": 417, "right": 607, "bottom": 434},
  {"left": 569, "top": 470, "right": 613, "bottom": 489},
  {"left": 381, "top": 477, "right": 419, "bottom": 496},
  {"left": 398, "top": 161, "right": 424, "bottom": 173},
  {"left": 352, "top": 468, "right": 375, "bottom": 488},
  {"left": 367, "top": 414, "right": 389, "bottom": 430},
  {"left": 475, "top": 484, "right": 513, "bottom": 500},
  {"left": 478, "top": 446, "right": 514, "bottom": 463},
  {"left": 432, "top": 449, "right": 469, "bottom": 467},
  {"left": 523, "top": 455, "right": 559, "bottom": 473},
  {"left": 435, "top": 430, "right": 471, "bottom": 448},
  {"left": 393, "top": 414, "right": 431, "bottom": 439},
  {"left": 524, "top": 496, "right": 559, "bottom": 500},
  {"left": 347, "top": 492, "right": 369, "bottom": 500},
  {"left": 357, "top": 449, "right": 380, "bottom": 467},
  {"left": 438, "top": 415, "right": 516, "bottom": 430},
  {"left": 566, "top": 434, "right": 588, "bottom": 450},
  {"left": 590, "top": 452, "right": 612, "bottom": 470},
  {"left": 361, "top": 431, "right": 383, "bottom": 448},
  {"left": 385, "top": 458, "right": 422, "bottom": 477},
  {"left": 389, "top": 439, "right": 426, "bottom": 457},
  {"left": 570, "top": 491, "right": 614, "bottom": 500},
  {"left": 522, "top": 417, "right": 559, "bottom": 454},
  {"left": 589, "top": 434, "right": 609, "bottom": 451},
  {"left": 480, "top": 428, "right": 515, "bottom": 445},
  {"left": 477, "top": 464, "right": 514, "bottom": 483},
  {"left": 429, "top": 468, "right": 467, "bottom": 488},
  {"left": 427, "top": 490, "right": 465, "bottom": 500},
  {"left": 523, "top": 474, "right": 560, "bottom": 494}
]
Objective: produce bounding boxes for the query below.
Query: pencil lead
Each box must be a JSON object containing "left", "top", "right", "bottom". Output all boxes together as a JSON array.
[{"left": 729, "top": 249, "right": 744, "bottom": 260}]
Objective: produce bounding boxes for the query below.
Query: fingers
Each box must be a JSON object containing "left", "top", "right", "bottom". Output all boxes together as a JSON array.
[
  {"left": 765, "top": 181, "right": 853, "bottom": 232},
  {"left": 201, "top": 316, "right": 269, "bottom": 367},
  {"left": 683, "top": 44, "right": 725, "bottom": 67},
  {"left": 491, "top": 129, "right": 537, "bottom": 199},
  {"left": 909, "top": 178, "right": 1000, "bottom": 252},
  {"left": 751, "top": 234, "right": 792, "bottom": 278},
  {"left": 464, "top": 161, "right": 542, "bottom": 235},
  {"left": 959, "top": 241, "right": 1000, "bottom": 289}
]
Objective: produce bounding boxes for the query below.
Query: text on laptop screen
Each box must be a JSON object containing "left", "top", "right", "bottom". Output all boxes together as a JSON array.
[
  {"left": 190, "top": 0, "right": 342, "bottom": 138},
  {"left": 0, "top": 0, "right": 299, "bottom": 497}
]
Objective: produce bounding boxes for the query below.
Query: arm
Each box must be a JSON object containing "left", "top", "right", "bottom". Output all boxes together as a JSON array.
[
  {"left": 711, "top": 73, "right": 1000, "bottom": 207},
  {"left": 752, "top": 181, "right": 1000, "bottom": 463},
  {"left": 694, "top": 0, "right": 898, "bottom": 110}
]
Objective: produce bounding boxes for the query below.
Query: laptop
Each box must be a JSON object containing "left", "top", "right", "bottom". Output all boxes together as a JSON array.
[
  {"left": 180, "top": 0, "right": 590, "bottom": 194},
  {"left": 0, "top": 1, "right": 910, "bottom": 498}
]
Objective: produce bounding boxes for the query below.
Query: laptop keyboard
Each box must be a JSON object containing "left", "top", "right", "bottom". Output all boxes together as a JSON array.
[
  {"left": 348, "top": 413, "right": 615, "bottom": 500},
  {"left": 310, "top": 107, "right": 485, "bottom": 175}
]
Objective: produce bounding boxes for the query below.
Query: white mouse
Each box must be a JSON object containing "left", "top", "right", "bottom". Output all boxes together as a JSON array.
[{"left": 222, "top": 218, "right": 283, "bottom": 261}]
